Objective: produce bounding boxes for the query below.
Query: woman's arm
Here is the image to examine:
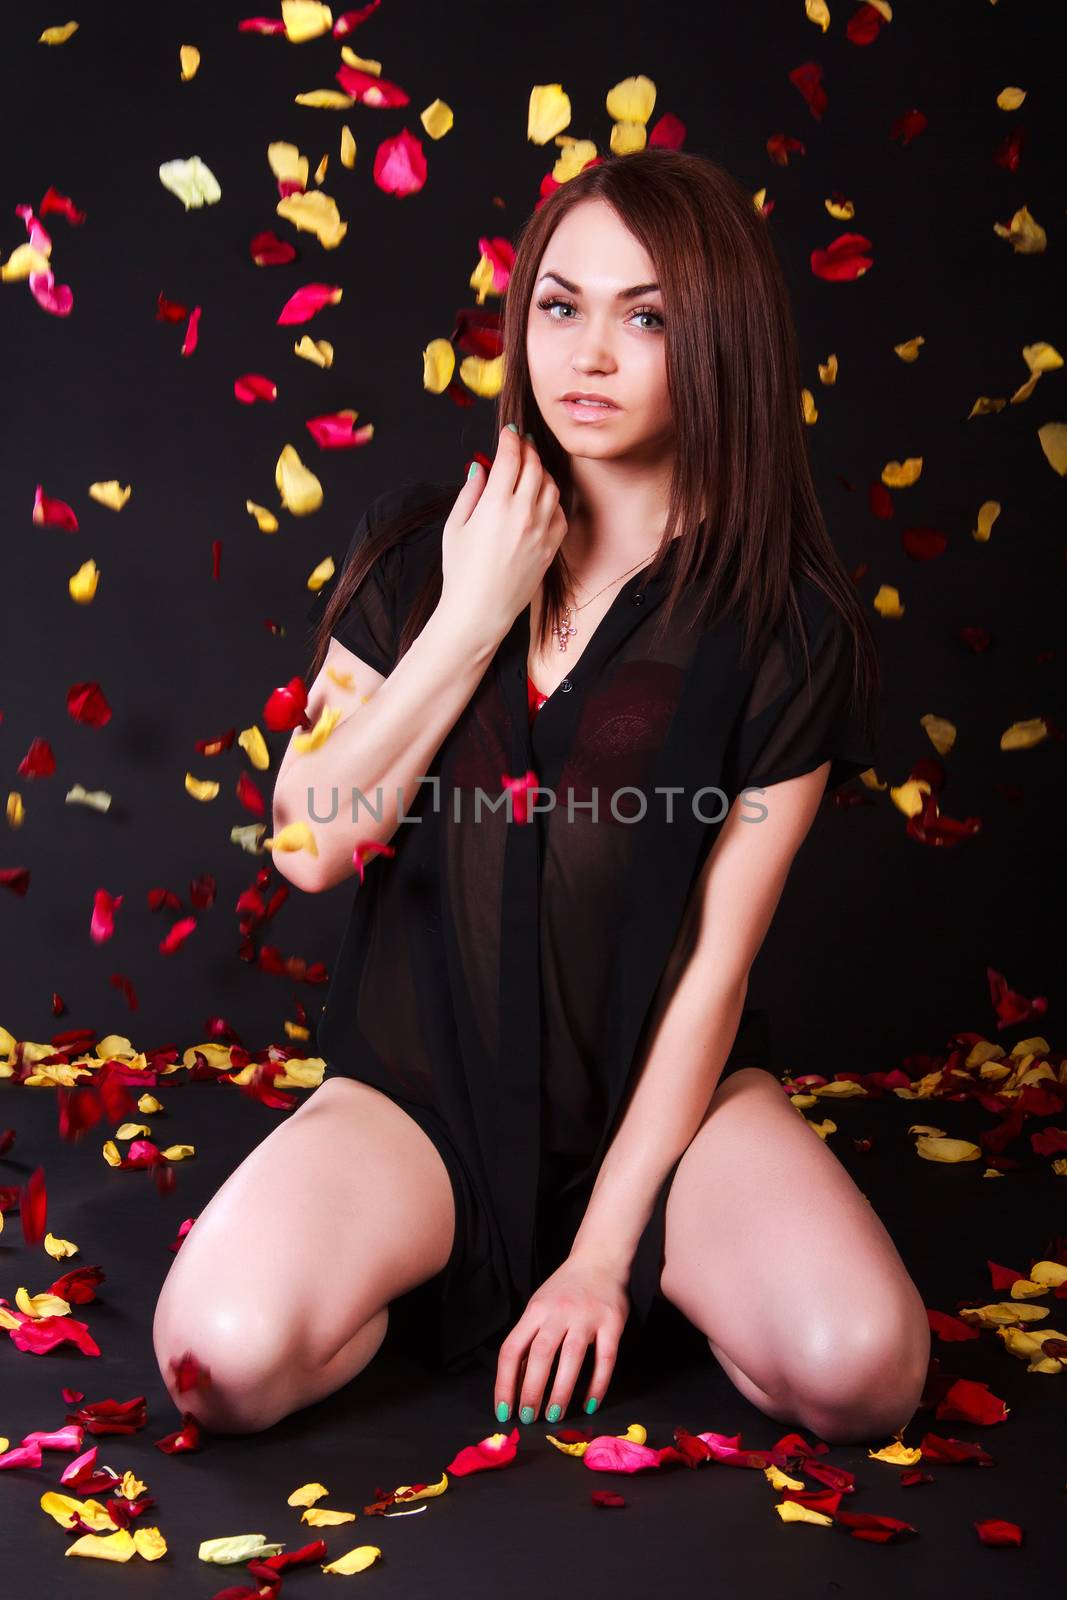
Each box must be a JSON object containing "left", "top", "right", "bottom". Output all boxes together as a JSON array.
[
  {"left": 567, "top": 761, "right": 833, "bottom": 1279},
  {"left": 272, "top": 607, "right": 499, "bottom": 894}
]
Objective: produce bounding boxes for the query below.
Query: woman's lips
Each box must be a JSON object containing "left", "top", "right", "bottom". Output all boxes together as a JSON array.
[{"left": 560, "top": 398, "right": 620, "bottom": 421}]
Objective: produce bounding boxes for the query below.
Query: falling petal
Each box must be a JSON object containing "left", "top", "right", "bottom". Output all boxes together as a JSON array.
[
  {"left": 811, "top": 233, "right": 873, "bottom": 280},
  {"left": 33, "top": 484, "right": 79, "bottom": 530},
  {"left": 996, "top": 86, "right": 1026, "bottom": 110},
  {"left": 972, "top": 500, "right": 1001, "bottom": 541},
  {"left": 881, "top": 456, "right": 922, "bottom": 486},
  {"left": 184, "top": 774, "right": 220, "bottom": 801},
  {"left": 894, "top": 336, "right": 924, "bottom": 361},
  {"left": 992, "top": 204, "right": 1046, "bottom": 253},
  {"left": 275, "top": 443, "right": 323, "bottom": 513},
  {"left": 373, "top": 127, "right": 427, "bottom": 196},
  {"left": 424, "top": 337, "right": 456, "bottom": 393},
  {"left": 421, "top": 99, "right": 454, "bottom": 139},
  {"left": 88, "top": 481, "right": 132, "bottom": 511},
  {"left": 69, "top": 560, "right": 100, "bottom": 602},
  {"left": 528, "top": 83, "right": 572, "bottom": 143},
  {"left": 277, "top": 282, "right": 343, "bottom": 324},
  {"left": 246, "top": 499, "right": 280, "bottom": 532},
  {"left": 158, "top": 156, "right": 222, "bottom": 210},
  {"left": 1036, "top": 421, "right": 1067, "bottom": 474},
  {"left": 234, "top": 374, "right": 278, "bottom": 404}
]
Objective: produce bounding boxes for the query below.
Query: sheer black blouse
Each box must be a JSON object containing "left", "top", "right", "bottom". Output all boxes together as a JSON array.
[{"left": 302, "top": 480, "right": 877, "bottom": 1369}]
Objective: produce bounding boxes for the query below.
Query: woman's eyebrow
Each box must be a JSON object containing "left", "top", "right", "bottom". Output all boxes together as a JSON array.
[{"left": 536, "top": 270, "right": 661, "bottom": 299}]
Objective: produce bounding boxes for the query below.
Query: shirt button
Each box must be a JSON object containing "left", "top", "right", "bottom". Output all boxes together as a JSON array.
[
  {"left": 633, "top": 590, "right": 645, "bottom": 605},
  {"left": 559, "top": 677, "right": 572, "bottom": 692}
]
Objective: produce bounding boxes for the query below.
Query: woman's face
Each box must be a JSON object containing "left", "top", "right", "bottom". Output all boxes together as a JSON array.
[{"left": 526, "top": 198, "right": 673, "bottom": 464}]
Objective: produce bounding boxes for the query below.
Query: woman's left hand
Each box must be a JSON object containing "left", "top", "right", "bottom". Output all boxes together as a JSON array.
[{"left": 493, "top": 1254, "right": 630, "bottom": 1425}]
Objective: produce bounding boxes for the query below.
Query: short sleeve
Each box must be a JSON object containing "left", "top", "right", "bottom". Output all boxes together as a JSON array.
[
  {"left": 304, "top": 480, "right": 441, "bottom": 677},
  {"left": 726, "top": 594, "right": 877, "bottom": 795}
]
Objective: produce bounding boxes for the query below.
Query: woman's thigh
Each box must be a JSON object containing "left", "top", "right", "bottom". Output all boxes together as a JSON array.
[
  {"left": 658, "top": 1067, "right": 930, "bottom": 1438},
  {"left": 153, "top": 1077, "right": 456, "bottom": 1384}
]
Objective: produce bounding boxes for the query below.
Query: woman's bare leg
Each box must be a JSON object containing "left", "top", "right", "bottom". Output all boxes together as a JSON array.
[
  {"left": 658, "top": 1068, "right": 931, "bottom": 1444},
  {"left": 152, "top": 1076, "right": 456, "bottom": 1433}
]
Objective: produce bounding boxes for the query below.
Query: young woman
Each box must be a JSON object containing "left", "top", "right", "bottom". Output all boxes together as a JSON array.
[{"left": 153, "top": 149, "right": 930, "bottom": 1445}]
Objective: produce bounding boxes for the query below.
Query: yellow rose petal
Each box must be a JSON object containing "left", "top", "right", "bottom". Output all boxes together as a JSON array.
[
  {"left": 302, "top": 1507, "right": 357, "bottom": 1526},
  {"left": 968, "top": 396, "right": 1007, "bottom": 417},
  {"left": 868, "top": 1440, "right": 922, "bottom": 1466},
  {"left": 817, "top": 353, "right": 838, "bottom": 384},
  {"left": 238, "top": 725, "right": 270, "bottom": 771},
  {"left": 265, "top": 821, "right": 319, "bottom": 858},
  {"left": 276, "top": 188, "right": 348, "bottom": 249},
  {"left": 322, "top": 1545, "right": 383, "bottom": 1575},
  {"left": 179, "top": 45, "right": 200, "bottom": 81},
  {"left": 159, "top": 156, "right": 222, "bottom": 210},
  {"left": 605, "top": 75, "right": 657, "bottom": 124},
  {"left": 282, "top": 0, "right": 334, "bottom": 42},
  {"left": 775, "top": 1500, "right": 833, "bottom": 1525},
  {"left": 288, "top": 1481, "right": 330, "bottom": 1508},
  {"left": 246, "top": 500, "right": 280, "bottom": 533},
  {"left": 915, "top": 1134, "right": 982, "bottom": 1163},
  {"left": 1037, "top": 421, "right": 1067, "bottom": 474},
  {"left": 66, "top": 1530, "right": 137, "bottom": 1562},
  {"left": 973, "top": 500, "right": 1001, "bottom": 541},
  {"left": 421, "top": 98, "right": 454, "bottom": 139},
  {"left": 44, "top": 1231, "right": 79, "bottom": 1259},
  {"left": 609, "top": 120, "right": 647, "bottom": 155},
  {"left": 996, "top": 86, "right": 1026, "bottom": 110},
  {"left": 554, "top": 139, "right": 599, "bottom": 183},
  {"left": 294, "top": 706, "right": 342, "bottom": 752},
  {"left": 39, "top": 22, "right": 79, "bottom": 44},
  {"left": 528, "top": 83, "right": 572, "bottom": 144},
  {"left": 881, "top": 456, "right": 922, "bottom": 487},
  {"left": 132, "top": 1527, "right": 168, "bottom": 1561},
  {"left": 801, "top": 388, "right": 818, "bottom": 424},
  {"left": 1000, "top": 716, "right": 1049, "bottom": 751},
  {"left": 268, "top": 141, "right": 310, "bottom": 188},
  {"left": 185, "top": 774, "right": 220, "bottom": 802},
  {"left": 424, "top": 337, "right": 456, "bottom": 394},
  {"left": 873, "top": 584, "right": 904, "bottom": 618},
  {"left": 459, "top": 352, "right": 504, "bottom": 398},
  {"left": 276, "top": 444, "right": 323, "bottom": 515},
  {"left": 340, "top": 125, "right": 357, "bottom": 167},
  {"left": 294, "top": 335, "right": 334, "bottom": 367},
  {"left": 992, "top": 204, "right": 1046, "bottom": 254},
  {"left": 806, "top": 1, "right": 831, "bottom": 34},
  {"left": 920, "top": 714, "right": 956, "bottom": 755},
  {"left": 295, "top": 90, "right": 356, "bottom": 110},
  {"left": 894, "top": 336, "right": 925, "bottom": 362},
  {"left": 69, "top": 560, "right": 100, "bottom": 602},
  {"left": 88, "top": 480, "right": 132, "bottom": 511}
]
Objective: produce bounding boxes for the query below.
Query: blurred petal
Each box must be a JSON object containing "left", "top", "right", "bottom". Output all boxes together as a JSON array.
[
  {"left": 275, "top": 443, "right": 323, "bottom": 513},
  {"left": 158, "top": 156, "right": 222, "bottom": 210}
]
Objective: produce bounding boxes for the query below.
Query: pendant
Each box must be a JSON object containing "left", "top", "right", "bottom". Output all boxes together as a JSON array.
[{"left": 552, "top": 608, "right": 577, "bottom": 652}]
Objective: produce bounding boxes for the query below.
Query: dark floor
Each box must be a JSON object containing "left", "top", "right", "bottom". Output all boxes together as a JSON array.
[{"left": 1, "top": 1041, "right": 1065, "bottom": 1597}]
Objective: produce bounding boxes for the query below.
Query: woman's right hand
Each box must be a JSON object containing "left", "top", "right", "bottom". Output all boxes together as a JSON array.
[{"left": 439, "top": 425, "right": 568, "bottom": 651}]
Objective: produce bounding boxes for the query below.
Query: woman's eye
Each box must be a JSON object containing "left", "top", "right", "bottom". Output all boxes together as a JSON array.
[{"left": 535, "top": 296, "right": 663, "bottom": 330}]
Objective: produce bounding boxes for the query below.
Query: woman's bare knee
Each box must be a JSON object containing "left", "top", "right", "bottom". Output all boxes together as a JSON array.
[
  {"left": 149, "top": 1074, "right": 454, "bottom": 1430},
  {"left": 154, "top": 1303, "right": 390, "bottom": 1434}
]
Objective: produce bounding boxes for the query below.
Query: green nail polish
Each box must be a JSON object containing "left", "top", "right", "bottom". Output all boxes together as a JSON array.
[
  {"left": 496, "top": 1400, "right": 510, "bottom": 1423},
  {"left": 546, "top": 1403, "right": 561, "bottom": 1423},
  {"left": 505, "top": 422, "right": 519, "bottom": 433},
  {"left": 519, "top": 1405, "right": 535, "bottom": 1424},
  {"left": 584, "top": 1397, "right": 599, "bottom": 1416},
  {"left": 523, "top": 431, "right": 534, "bottom": 441},
  {"left": 467, "top": 461, "right": 479, "bottom": 481}
]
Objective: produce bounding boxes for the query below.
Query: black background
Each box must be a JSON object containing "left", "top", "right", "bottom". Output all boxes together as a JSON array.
[{"left": 2, "top": 0, "right": 1063, "bottom": 1069}]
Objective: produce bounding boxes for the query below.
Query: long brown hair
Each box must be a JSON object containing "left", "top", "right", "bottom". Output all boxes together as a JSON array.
[{"left": 307, "top": 147, "right": 878, "bottom": 748}]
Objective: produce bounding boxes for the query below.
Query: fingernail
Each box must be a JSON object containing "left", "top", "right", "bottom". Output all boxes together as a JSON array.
[
  {"left": 519, "top": 1405, "right": 535, "bottom": 1424},
  {"left": 546, "top": 1403, "right": 561, "bottom": 1423},
  {"left": 523, "top": 431, "right": 534, "bottom": 441},
  {"left": 466, "top": 461, "right": 479, "bottom": 481},
  {"left": 584, "top": 1397, "right": 599, "bottom": 1415},
  {"left": 505, "top": 422, "right": 519, "bottom": 433},
  {"left": 495, "top": 1400, "right": 510, "bottom": 1423}
]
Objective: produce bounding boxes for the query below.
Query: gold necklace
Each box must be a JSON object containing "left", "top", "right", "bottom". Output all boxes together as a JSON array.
[{"left": 550, "top": 546, "right": 660, "bottom": 653}]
